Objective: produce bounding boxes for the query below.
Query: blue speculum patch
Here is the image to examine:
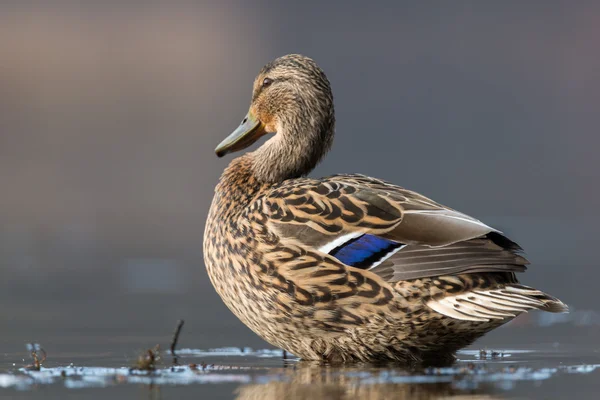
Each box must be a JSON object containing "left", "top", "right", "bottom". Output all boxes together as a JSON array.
[{"left": 328, "top": 234, "right": 404, "bottom": 269}]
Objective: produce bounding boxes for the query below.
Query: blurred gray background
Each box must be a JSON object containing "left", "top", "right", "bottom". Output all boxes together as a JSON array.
[{"left": 1, "top": 1, "right": 598, "bottom": 353}]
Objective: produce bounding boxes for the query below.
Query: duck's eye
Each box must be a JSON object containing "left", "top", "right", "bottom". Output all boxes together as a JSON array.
[{"left": 262, "top": 77, "right": 273, "bottom": 87}]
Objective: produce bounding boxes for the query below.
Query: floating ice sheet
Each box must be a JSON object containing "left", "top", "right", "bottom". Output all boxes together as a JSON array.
[{"left": 0, "top": 347, "right": 598, "bottom": 391}]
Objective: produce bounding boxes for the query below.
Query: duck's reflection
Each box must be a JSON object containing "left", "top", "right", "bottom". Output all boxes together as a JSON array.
[{"left": 235, "top": 362, "right": 499, "bottom": 400}]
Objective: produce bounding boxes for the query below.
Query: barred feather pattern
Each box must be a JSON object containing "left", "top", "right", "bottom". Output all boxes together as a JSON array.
[{"left": 203, "top": 156, "right": 567, "bottom": 365}]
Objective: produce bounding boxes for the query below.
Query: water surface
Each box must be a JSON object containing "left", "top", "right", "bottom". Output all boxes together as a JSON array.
[{"left": 1, "top": 339, "right": 599, "bottom": 399}]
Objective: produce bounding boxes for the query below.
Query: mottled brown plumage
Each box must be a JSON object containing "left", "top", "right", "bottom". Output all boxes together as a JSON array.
[{"left": 203, "top": 54, "right": 567, "bottom": 365}]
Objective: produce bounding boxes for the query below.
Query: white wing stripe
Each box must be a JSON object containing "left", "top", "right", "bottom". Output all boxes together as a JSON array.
[
  {"left": 317, "top": 233, "right": 362, "bottom": 254},
  {"left": 367, "top": 245, "right": 406, "bottom": 269}
]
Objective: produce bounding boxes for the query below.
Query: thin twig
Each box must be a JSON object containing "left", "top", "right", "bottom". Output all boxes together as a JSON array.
[
  {"left": 170, "top": 319, "right": 185, "bottom": 365},
  {"left": 38, "top": 347, "right": 47, "bottom": 364},
  {"left": 24, "top": 343, "right": 46, "bottom": 371}
]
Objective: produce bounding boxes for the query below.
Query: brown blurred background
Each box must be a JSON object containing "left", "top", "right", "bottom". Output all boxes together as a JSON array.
[{"left": 0, "top": 2, "right": 598, "bottom": 352}]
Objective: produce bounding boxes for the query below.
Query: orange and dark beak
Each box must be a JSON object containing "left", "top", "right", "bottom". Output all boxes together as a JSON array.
[{"left": 215, "top": 110, "right": 266, "bottom": 157}]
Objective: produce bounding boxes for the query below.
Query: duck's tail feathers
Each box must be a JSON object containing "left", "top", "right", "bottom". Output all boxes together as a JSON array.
[
  {"left": 504, "top": 284, "right": 569, "bottom": 313},
  {"left": 427, "top": 284, "right": 568, "bottom": 322}
]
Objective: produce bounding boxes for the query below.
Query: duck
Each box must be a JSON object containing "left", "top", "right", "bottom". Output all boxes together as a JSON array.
[{"left": 203, "top": 54, "right": 567, "bottom": 365}]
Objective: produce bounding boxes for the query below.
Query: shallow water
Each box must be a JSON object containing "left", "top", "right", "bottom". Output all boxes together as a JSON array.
[{"left": 1, "top": 340, "right": 599, "bottom": 399}]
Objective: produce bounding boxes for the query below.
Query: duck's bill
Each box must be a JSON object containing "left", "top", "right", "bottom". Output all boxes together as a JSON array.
[{"left": 215, "top": 111, "right": 266, "bottom": 157}]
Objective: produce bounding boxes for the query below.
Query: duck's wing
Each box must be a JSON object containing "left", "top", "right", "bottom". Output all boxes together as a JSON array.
[{"left": 263, "top": 174, "right": 528, "bottom": 282}]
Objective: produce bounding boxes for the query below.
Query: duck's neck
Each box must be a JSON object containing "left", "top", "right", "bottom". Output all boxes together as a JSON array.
[
  {"left": 251, "top": 104, "right": 335, "bottom": 184},
  {"left": 215, "top": 155, "right": 265, "bottom": 208}
]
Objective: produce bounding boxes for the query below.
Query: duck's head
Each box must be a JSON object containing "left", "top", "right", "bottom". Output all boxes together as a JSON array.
[{"left": 215, "top": 54, "right": 335, "bottom": 183}]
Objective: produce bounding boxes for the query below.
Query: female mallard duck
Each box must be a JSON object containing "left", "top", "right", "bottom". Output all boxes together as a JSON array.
[{"left": 204, "top": 54, "right": 567, "bottom": 365}]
